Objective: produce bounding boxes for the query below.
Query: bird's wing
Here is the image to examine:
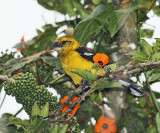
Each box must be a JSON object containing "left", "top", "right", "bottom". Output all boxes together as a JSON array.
[{"left": 75, "top": 47, "right": 94, "bottom": 63}]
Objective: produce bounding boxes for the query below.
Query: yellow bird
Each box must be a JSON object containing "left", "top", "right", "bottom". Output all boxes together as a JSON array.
[
  {"left": 50, "top": 35, "right": 103, "bottom": 85},
  {"left": 50, "top": 35, "right": 143, "bottom": 96}
]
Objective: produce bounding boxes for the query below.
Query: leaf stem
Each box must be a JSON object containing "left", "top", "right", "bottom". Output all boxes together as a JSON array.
[
  {"left": 34, "top": 62, "right": 43, "bottom": 85},
  {"left": 49, "top": 74, "right": 66, "bottom": 84},
  {"left": 13, "top": 107, "right": 23, "bottom": 117},
  {"left": 50, "top": 78, "right": 71, "bottom": 86},
  {"left": 145, "top": 73, "right": 160, "bottom": 113},
  {"left": 44, "top": 70, "right": 52, "bottom": 83},
  {"left": 0, "top": 94, "right": 6, "bottom": 109}
]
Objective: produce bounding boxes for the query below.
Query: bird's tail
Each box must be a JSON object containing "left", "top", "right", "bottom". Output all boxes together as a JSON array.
[{"left": 119, "top": 80, "right": 144, "bottom": 96}]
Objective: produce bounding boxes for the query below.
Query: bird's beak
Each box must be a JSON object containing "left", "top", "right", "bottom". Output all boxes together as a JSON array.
[{"left": 50, "top": 42, "right": 62, "bottom": 51}]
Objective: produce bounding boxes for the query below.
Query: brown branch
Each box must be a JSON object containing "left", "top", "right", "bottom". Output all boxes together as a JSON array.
[
  {"left": 112, "top": 61, "right": 160, "bottom": 74},
  {"left": 96, "top": 61, "right": 160, "bottom": 81},
  {"left": 0, "top": 75, "right": 15, "bottom": 83},
  {"left": 48, "top": 61, "right": 160, "bottom": 124}
]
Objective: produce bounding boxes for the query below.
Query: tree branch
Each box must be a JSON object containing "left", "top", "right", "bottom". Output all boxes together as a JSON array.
[
  {"left": 0, "top": 75, "right": 15, "bottom": 83},
  {"left": 113, "top": 61, "right": 160, "bottom": 74},
  {"left": 48, "top": 61, "right": 160, "bottom": 124}
]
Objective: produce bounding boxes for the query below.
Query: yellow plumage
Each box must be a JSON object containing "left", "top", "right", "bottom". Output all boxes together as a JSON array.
[
  {"left": 50, "top": 35, "right": 103, "bottom": 85},
  {"left": 50, "top": 35, "right": 144, "bottom": 97}
]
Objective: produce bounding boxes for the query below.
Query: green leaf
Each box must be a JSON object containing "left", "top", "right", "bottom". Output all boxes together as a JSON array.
[
  {"left": 108, "top": 6, "right": 138, "bottom": 38},
  {"left": 127, "top": 51, "right": 148, "bottom": 62},
  {"left": 13, "top": 42, "right": 26, "bottom": 49},
  {"left": 145, "top": 44, "right": 153, "bottom": 56},
  {"left": 95, "top": 81, "right": 122, "bottom": 89},
  {"left": 40, "top": 102, "right": 49, "bottom": 117},
  {"left": 153, "top": 91, "right": 160, "bottom": 98},
  {"left": 139, "top": 39, "right": 153, "bottom": 56},
  {"left": 151, "top": 53, "right": 160, "bottom": 61},
  {"left": 108, "top": 63, "right": 116, "bottom": 70},
  {"left": 22, "top": 26, "right": 58, "bottom": 56},
  {"left": 42, "top": 24, "right": 54, "bottom": 30},
  {"left": 28, "top": 119, "right": 48, "bottom": 133},
  {"left": 92, "top": 104, "right": 102, "bottom": 120},
  {"left": 140, "top": 29, "right": 154, "bottom": 38},
  {"left": 139, "top": 97, "right": 146, "bottom": 107},
  {"left": 31, "top": 102, "right": 41, "bottom": 117},
  {"left": 8, "top": 118, "right": 29, "bottom": 129},
  {"left": 36, "top": 29, "right": 42, "bottom": 35},
  {"left": 153, "top": 41, "right": 160, "bottom": 53},
  {"left": 38, "top": 0, "right": 88, "bottom": 18},
  {"left": 4, "top": 58, "right": 31, "bottom": 74},
  {"left": 73, "top": 70, "right": 96, "bottom": 81},
  {"left": 92, "top": 0, "right": 101, "bottom": 5},
  {"left": 42, "top": 57, "right": 60, "bottom": 66},
  {"left": 4, "top": 51, "right": 49, "bottom": 74},
  {"left": 50, "top": 125, "right": 58, "bottom": 133},
  {"left": 0, "top": 118, "right": 16, "bottom": 133},
  {"left": 85, "top": 124, "right": 94, "bottom": 133},
  {"left": 73, "top": 4, "right": 114, "bottom": 45},
  {"left": 96, "top": 92, "right": 103, "bottom": 104},
  {"left": 147, "top": 126, "right": 157, "bottom": 133},
  {"left": 58, "top": 124, "right": 68, "bottom": 133},
  {"left": 89, "top": 92, "right": 96, "bottom": 101},
  {"left": 153, "top": 6, "right": 160, "bottom": 17},
  {"left": 1, "top": 113, "right": 12, "bottom": 119},
  {"left": 79, "top": 102, "right": 91, "bottom": 112},
  {"left": 148, "top": 73, "right": 160, "bottom": 83},
  {"left": 42, "top": 57, "right": 64, "bottom": 72},
  {"left": 155, "top": 112, "right": 160, "bottom": 133}
]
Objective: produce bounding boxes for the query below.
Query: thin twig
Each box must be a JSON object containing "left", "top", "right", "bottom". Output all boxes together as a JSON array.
[
  {"left": 0, "top": 94, "right": 6, "bottom": 109},
  {"left": 112, "top": 61, "right": 160, "bottom": 76},
  {"left": 49, "top": 74, "right": 66, "bottom": 84},
  {"left": 34, "top": 62, "right": 43, "bottom": 85},
  {"left": 48, "top": 78, "right": 71, "bottom": 86},
  {"left": 13, "top": 107, "right": 23, "bottom": 117},
  {"left": 44, "top": 70, "right": 52, "bottom": 83}
]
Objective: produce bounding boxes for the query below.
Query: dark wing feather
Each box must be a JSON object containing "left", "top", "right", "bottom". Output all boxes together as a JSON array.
[{"left": 75, "top": 47, "right": 94, "bottom": 63}]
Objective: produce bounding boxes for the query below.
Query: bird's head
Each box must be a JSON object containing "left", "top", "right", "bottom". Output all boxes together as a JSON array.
[{"left": 50, "top": 35, "right": 80, "bottom": 55}]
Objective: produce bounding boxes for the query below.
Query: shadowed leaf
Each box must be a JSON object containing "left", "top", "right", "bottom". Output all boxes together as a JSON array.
[
  {"left": 0, "top": 118, "right": 16, "bottom": 133},
  {"left": 73, "top": 4, "right": 114, "bottom": 45},
  {"left": 108, "top": 6, "right": 138, "bottom": 38}
]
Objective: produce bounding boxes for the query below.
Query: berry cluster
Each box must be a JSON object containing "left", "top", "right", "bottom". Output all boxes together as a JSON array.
[
  {"left": 21, "top": 61, "right": 53, "bottom": 86},
  {"left": 4, "top": 72, "right": 57, "bottom": 114}
]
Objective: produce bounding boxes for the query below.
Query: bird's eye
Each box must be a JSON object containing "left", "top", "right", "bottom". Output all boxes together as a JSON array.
[{"left": 62, "top": 41, "right": 66, "bottom": 45}]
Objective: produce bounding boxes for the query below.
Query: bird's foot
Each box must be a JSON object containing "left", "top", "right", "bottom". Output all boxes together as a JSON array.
[{"left": 78, "top": 79, "right": 89, "bottom": 94}]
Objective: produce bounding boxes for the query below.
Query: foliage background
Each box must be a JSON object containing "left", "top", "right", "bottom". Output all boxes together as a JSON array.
[
  {"left": 0, "top": 0, "right": 160, "bottom": 132},
  {"left": 1, "top": 0, "right": 160, "bottom": 117}
]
